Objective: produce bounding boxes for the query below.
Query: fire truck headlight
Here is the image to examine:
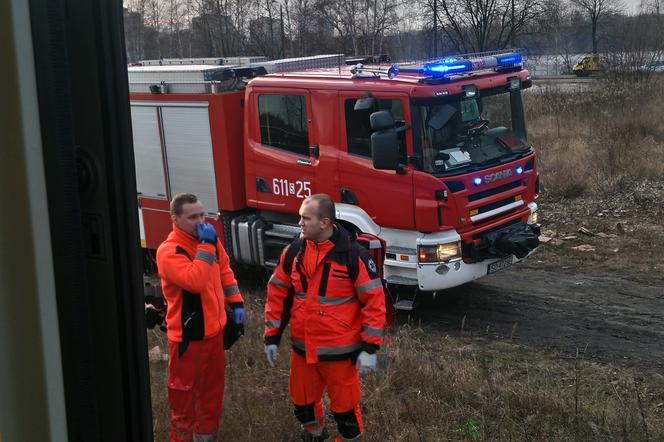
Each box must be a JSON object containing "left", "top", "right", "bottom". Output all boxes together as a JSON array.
[
  {"left": 529, "top": 211, "right": 539, "bottom": 224},
  {"left": 437, "top": 243, "right": 461, "bottom": 261},
  {"left": 419, "top": 242, "right": 461, "bottom": 263}
]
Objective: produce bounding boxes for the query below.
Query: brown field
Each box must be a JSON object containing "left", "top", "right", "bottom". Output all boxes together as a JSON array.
[
  {"left": 525, "top": 76, "right": 664, "bottom": 279},
  {"left": 526, "top": 76, "right": 664, "bottom": 199},
  {"left": 148, "top": 78, "right": 664, "bottom": 441},
  {"left": 149, "top": 290, "right": 664, "bottom": 441}
]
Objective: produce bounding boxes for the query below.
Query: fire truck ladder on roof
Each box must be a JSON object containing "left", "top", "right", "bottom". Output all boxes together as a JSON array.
[{"left": 128, "top": 54, "right": 347, "bottom": 94}]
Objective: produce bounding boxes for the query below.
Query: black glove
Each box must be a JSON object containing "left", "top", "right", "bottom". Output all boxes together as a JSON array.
[{"left": 145, "top": 303, "right": 165, "bottom": 329}]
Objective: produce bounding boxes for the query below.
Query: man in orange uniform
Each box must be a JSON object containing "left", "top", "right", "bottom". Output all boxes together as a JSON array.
[
  {"left": 264, "top": 194, "right": 386, "bottom": 441},
  {"left": 157, "top": 193, "right": 245, "bottom": 442}
]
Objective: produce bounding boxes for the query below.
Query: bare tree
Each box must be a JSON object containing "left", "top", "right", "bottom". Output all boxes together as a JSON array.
[
  {"left": 359, "top": 0, "right": 399, "bottom": 55},
  {"left": 289, "top": 0, "right": 315, "bottom": 56},
  {"left": 314, "top": 0, "right": 398, "bottom": 56},
  {"left": 641, "top": 0, "right": 662, "bottom": 15},
  {"left": 191, "top": 0, "right": 254, "bottom": 56},
  {"left": 145, "top": 0, "right": 166, "bottom": 57},
  {"left": 569, "top": 0, "right": 623, "bottom": 53},
  {"left": 125, "top": 0, "right": 149, "bottom": 61},
  {"left": 421, "top": 0, "right": 546, "bottom": 53},
  {"left": 542, "top": 0, "right": 579, "bottom": 73},
  {"left": 163, "top": 0, "right": 192, "bottom": 57},
  {"left": 315, "top": 0, "right": 361, "bottom": 54}
]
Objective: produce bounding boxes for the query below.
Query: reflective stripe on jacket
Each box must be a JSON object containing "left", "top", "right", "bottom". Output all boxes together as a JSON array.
[
  {"left": 265, "top": 225, "right": 386, "bottom": 363},
  {"left": 157, "top": 224, "right": 244, "bottom": 342}
]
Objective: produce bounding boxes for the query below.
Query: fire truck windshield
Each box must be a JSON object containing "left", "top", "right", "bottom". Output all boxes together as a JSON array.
[{"left": 417, "top": 92, "right": 529, "bottom": 176}]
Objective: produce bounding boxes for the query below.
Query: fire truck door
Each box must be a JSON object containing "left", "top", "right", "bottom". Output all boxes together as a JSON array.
[
  {"left": 130, "top": 101, "right": 219, "bottom": 249},
  {"left": 246, "top": 89, "right": 317, "bottom": 214},
  {"left": 130, "top": 103, "right": 170, "bottom": 249},
  {"left": 338, "top": 93, "right": 415, "bottom": 229}
]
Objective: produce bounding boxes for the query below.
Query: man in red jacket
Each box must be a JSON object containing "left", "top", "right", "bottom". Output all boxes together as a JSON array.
[
  {"left": 264, "top": 194, "right": 386, "bottom": 442},
  {"left": 157, "top": 193, "right": 245, "bottom": 442}
]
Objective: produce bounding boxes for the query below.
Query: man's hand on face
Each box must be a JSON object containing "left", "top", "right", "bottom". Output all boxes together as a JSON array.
[{"left": 196, "top": 223, "right": 217, "bottom": 244}]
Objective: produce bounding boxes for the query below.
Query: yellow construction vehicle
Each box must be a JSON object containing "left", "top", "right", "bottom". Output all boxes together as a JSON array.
[{"left": 572, "top": 54, "right": 601, "bottom": 77}]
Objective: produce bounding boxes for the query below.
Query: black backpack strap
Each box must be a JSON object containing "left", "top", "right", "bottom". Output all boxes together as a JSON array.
[
  {"left": 349, "top": 241, "right": 382, "bottom": 283},
  {"left": 265, "top": 237, "right": 305, "bottom": 346},
  {"left": 282, "top": 237, "right": 305, "bottom": 275},
  {"left": 347, "top": 242, "right": 363, "bottom": 284}
]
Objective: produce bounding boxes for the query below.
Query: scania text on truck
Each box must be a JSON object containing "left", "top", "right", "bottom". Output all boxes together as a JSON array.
[{"left": 129, "top": 52, "right": 541, "bottom": 296}]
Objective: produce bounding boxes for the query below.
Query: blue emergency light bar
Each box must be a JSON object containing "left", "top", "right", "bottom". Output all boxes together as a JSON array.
[
  {"left": 418, "top": 52, "right": 523, "bottom": 79},
  {"left": 496, "top": 53, "right": 523, "bottom": 68},
  {"left": 423, "top": 58, "right": 472, "bottom": 75}
]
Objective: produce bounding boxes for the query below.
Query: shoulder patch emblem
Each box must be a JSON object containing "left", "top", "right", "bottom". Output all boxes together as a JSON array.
[{"left": 367, "top": 257, "right": 377, "bottom": 274}]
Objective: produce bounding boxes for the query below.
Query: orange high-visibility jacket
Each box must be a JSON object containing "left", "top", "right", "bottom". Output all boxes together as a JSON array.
[
  {"left": 265, "top": 225, "right": 386, "bottom": 363},
  {"left": 157, "top": 225, "right": 244, "bottom": 343}
]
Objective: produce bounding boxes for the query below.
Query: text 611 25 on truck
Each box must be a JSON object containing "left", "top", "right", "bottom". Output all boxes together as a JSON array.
[{"left": 128, "top": 52, "right": 541, "bottom": 302}]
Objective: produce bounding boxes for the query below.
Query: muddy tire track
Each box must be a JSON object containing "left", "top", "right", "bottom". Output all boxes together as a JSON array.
[{"left": 402, "top": 266, "right": 664, "bottom": 368}]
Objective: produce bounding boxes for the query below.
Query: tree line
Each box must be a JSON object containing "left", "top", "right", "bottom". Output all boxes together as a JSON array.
[{"left": 123, "top": 0, "right": 663, "bottom": 63}]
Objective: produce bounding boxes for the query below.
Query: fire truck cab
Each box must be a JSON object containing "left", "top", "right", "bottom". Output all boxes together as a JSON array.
[{"left": 129, "top": 52, "right": 540, "bottom": 293}]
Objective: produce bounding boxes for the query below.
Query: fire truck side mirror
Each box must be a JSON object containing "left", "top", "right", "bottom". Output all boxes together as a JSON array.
[{"left": 370, "top": 111, "right": 400, "bottom": 171}]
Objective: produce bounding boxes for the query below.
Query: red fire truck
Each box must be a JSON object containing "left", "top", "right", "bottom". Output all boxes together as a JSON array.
[{"left": 129, "top": 52, "right": 540, "bottom": 297}]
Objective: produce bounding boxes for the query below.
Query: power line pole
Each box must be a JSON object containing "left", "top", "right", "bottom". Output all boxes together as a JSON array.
[
  {"left": 433, "top": 0, "right": 438, "bottom": 58},
  {"left": 279, "top": 4, "right": 285, "bottom": 58}
]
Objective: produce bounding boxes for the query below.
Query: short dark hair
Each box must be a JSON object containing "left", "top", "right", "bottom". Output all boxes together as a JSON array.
[
  {"left": 306, "top": 194, "right": 335, "bottom": 221},
  {"left": 170, "top": 193, "right": 198, "bottom": 216}
]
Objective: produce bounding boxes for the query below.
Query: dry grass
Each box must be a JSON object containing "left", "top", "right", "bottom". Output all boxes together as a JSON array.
[
  {"left": 148, "top": 281, "right": 664, "bottom": 441},
  {"left": 526, "top": 77, "right": 664, "bottom": 198}
]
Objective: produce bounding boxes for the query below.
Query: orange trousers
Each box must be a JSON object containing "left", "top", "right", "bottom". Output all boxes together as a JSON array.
[
  {"left": 168, "top": 332, "right": 225, "bottom": 442},
  {"left": 289, "top": 352, "right": 364, "bottom": 441}
]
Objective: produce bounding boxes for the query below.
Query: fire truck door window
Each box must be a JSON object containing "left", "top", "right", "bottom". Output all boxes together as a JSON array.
[
  {"left": 345, "top": 98, "right": 407, "bottom": 163},
  {"left": 130, "top": 104, "right": 167, "bottom": 198},
  {"left": 258, "top": 94, "right": 309, "bottom": 156}
]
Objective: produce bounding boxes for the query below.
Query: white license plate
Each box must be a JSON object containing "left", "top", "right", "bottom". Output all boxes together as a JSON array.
[{"left": 487, "top": 256, "right": 513, "bottom": 275}]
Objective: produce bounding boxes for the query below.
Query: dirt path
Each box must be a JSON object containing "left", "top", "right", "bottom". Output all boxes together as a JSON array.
[{"left": 404, "top": 265, "right": 664, "bottom": 369}]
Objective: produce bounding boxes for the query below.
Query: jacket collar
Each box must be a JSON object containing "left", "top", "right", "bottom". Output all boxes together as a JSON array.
[
  {"left": 330, "top": 223, "right": 353, "bottom": 253},
  {"left": 299, "top": 223, "right": 353, "bottom": 261},
  {"left": 171, "top": 224, "right": 198, "bottom": 248}
]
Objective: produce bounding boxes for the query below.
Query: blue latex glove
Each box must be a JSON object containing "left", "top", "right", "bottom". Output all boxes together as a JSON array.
[
  {"left": 196, "top": 223, "right": 217, "bottom": 244},
  {"left": 233, "top": 307, "right": 245, "bottom": 325}
]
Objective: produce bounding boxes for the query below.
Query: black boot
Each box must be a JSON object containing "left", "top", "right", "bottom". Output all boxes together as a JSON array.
[{"left": 301, "top": 427, "right": 329, "bottom": 442}]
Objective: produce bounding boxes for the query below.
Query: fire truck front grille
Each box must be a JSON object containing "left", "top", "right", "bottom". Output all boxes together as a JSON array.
[
  {"left": 477, "top": 196, "right": 520, "bottom": 214},
  {"left": 468, "top": 179, "right": 521, "bottom": 202}
]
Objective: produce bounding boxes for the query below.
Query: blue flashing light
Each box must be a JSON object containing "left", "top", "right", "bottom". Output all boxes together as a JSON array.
[
  {"left": 387, "top": 64, "right": 400, "bottom": 79},
  {"left": 473, "top": 177, "right": 482, "bottom": 186},
  {"left": 496, "top": 53, "right": 523, "bottom": 67},
  {"left": 516, "top": 166, "right": 524, "bottom": 174},
  {"left": 423, "top": 59, "right": 473, "bottom": 76}
]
